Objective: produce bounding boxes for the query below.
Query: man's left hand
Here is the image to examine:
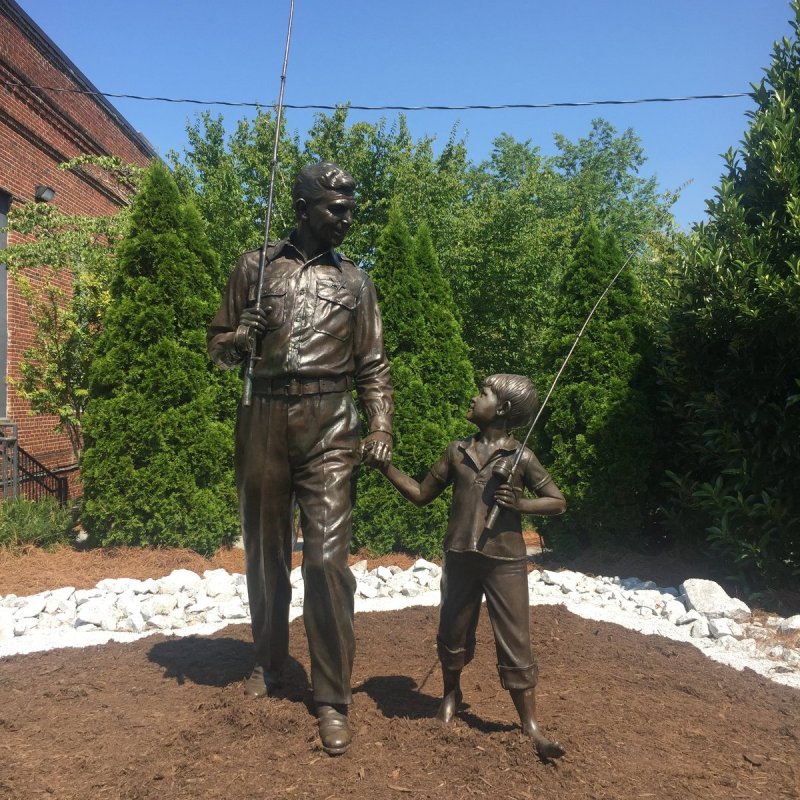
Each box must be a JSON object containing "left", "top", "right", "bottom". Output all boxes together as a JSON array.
[{"left": 361, "top": 431, "right": 393, "bottom": 468}]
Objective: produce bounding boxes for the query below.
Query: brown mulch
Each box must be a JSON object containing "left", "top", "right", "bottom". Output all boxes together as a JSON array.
[
  {"left": 0, "top": 545, "right": 418, "bottom": 597},
  {"left": 1, "top": 604, "right": 799, "bottom": 799}
]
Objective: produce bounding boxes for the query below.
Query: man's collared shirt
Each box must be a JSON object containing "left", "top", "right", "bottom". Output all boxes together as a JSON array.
[
  {"left": 207, "top": 235, "right": 393, "bottom": 433},
  {"left": 430, "top": 434, "right": 553, "bottom": 560}
]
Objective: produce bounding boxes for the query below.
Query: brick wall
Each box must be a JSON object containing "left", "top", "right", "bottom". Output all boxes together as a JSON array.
[{"left": 0, "top": 0, "right": 155, "bottom": 494}]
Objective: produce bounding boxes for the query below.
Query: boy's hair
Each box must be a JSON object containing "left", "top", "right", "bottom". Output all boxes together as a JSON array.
[
  {"left": 484, "top": 374, "right": 539, "bottom": 429},
  {"left": 293, "top": 161, "right": 355, "bottom": 207}
]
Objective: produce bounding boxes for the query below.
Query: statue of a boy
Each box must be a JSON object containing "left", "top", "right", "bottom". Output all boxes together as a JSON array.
[{"left": 373, "top": 374, "right": 566, "bottom": 760}]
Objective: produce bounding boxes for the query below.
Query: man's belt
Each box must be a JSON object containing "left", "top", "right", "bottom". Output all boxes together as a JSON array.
[{"left": 251, "top": 375, "right": 354, "bottom": 396}]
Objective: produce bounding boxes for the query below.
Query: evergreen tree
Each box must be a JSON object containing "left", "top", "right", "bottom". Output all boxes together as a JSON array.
[
  {"left": 353, "top": 209, "right": 475, "bottom": 558},
  {"left": 660, "top": 3, "right": 800, "bottom": 586},
  {"left": 80, "top": 161, "right": 239, "bottom": 553},
  {"left": 537, "top": 220, "right": 655, "bottom": 554}
]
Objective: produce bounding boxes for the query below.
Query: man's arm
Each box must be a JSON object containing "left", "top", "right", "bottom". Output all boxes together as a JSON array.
[{"left": 353, "top": 274, "right": 394, "bottom": 466}]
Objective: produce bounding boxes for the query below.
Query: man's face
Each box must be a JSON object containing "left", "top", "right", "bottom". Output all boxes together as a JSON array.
[
  {"left": 304, "top": 190, "right": 356, "bottom": 249},
  {"left": 467, "top": 383, "right": 500, "bottom": 426}
]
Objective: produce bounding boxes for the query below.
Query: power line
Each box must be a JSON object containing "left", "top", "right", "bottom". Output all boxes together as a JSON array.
[{"left": 3, "top": 80, "right": 755, "bottom": 111}]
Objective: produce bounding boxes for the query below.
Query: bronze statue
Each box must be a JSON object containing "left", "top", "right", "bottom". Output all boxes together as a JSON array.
[
  {"left": 373, "top": 374, "right": 566, "bottom": 761},
  {"left": 208, "top": 162, "right": 394, "bottom": 756}
]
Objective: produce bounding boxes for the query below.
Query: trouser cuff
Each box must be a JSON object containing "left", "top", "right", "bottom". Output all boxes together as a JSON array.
[
  {"left": 497, "top": 663, "right": 538, "bottom": 690},
  {"left": 437, "top": 637, "right": 475, "bottom": 671}
]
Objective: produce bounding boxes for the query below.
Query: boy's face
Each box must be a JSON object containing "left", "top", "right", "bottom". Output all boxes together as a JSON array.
[{"left": 467, "top": 383, "right": 500, "bottom": 426}]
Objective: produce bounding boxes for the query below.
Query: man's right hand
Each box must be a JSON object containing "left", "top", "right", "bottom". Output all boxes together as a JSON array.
[{"left": 235, "top": 306, "right": 271, "bottom": 353}]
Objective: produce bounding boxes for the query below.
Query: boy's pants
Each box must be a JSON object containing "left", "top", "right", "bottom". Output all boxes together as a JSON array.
[{"left": 437, "top": 550, "right": 538, "bottom": 690}]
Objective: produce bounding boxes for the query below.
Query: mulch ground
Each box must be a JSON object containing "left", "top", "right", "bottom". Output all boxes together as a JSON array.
[{"left": 1, "top": 603, "right": 798, "bottom": 799}]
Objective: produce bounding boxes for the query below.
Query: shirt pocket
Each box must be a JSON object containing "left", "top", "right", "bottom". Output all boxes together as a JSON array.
[
  {"left": 249, "top": 277, "right": 287, "bottom": 331},
  {"left": 313, "top": 278, "right": 356, "bottom": 340}
]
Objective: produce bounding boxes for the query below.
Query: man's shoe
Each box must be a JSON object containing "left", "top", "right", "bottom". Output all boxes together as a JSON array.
[
  {"left": 243, "top": 665, "right": 279, "bottom": 698},
  {"left": 316, "top": 704, "right": 352, "bottom": 756}
]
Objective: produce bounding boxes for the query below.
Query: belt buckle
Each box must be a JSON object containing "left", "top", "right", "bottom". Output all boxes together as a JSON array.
[{"left": 285, "top": 377, "right": 302, "bottom": 396}]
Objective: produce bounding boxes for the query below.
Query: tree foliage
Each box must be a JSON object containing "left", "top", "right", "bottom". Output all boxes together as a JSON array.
[
  {"left": 659, "top": 3, "right": 800, "bottom": 587},
  {"left": 352, "top": 210, "right": 475, "bottom": 558},
  {"left": 80, "top": 162, "right": 238, "bottom": 553},
  {"left": 536, "top": 221, "right": 656, "bottom": 554},
  {"left": 3, "top": 156, "right": 142, "bottom": 459}
]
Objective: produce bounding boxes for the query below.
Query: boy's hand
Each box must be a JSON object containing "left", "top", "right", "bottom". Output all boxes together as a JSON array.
[{"left": 493, "top": 484, "right": 521, "bottom": 511}]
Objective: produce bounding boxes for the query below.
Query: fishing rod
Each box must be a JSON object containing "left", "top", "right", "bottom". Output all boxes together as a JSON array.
[
  {"left": 484, "top": 241, "right": 644, "bottom": 530},
  {"left": 242, "top": 0, "right": 296, "bottom": 407}
]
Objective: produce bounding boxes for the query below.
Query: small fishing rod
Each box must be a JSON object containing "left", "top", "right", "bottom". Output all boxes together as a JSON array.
[
  {"left": 484, "top": 241, "right": 644, "bottom": 529},
  {"left": 242, "top": 0, "right": 296, "bottom": 407}
]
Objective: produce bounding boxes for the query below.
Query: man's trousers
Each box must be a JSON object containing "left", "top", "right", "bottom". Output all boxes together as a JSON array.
[{"left": 235, "top": 390, "right": 360, "bottom": 705}]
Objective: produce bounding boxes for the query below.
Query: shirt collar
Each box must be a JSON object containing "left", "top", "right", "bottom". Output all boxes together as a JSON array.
[
  {"left": 458, "top": 433, "right": 519, "bottom": 471},
  {"left": 272, "top": 232, "right": 343, "bottom": 270}
]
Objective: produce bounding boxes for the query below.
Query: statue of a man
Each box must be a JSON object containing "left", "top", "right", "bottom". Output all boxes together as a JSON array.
[{"left": 207, "top": 162, "right": 394, "bottom": 755}]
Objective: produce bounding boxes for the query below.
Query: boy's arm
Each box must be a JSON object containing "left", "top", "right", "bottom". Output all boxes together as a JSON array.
[{"left": 380, "top": 464, "right": 448, "bottom": 508}]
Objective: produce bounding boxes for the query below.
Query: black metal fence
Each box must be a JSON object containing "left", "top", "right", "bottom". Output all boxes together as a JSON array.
[{"left": 1, "top": 422, "right": 69, "bottom": 505}]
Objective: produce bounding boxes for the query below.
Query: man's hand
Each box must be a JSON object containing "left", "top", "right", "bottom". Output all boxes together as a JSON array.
[
  {"left": 235, "top": 306, "right": 271, "bottom": 353},
  {"left": 361, "top": 431, "right": 393, "bottom": 469},
  {"left": 493, "top": 484, "right": 521, "bottom": 512}
]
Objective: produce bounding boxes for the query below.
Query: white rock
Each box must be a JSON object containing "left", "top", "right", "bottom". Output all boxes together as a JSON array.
[
  {"left": 708, "top": 618, "right": 733, "bottom": 639},
  {"left": 139, "top": 594, "right": 177, "bottom": 620},
  {"left": 783, "top": 649, "right": 800, "bottom": 667},
  {"left": 412, "top": 558, "right": 437, "bottom": 573},
  {"left": 768, "top": 645, "right": 785, "bottom": 658},
  {"left": 36, "top": 613, "right": 64, "bottom": 630},
  {"left": 376, "top": 566, "right": 393, "bottom": 582},
  {"left": 632, "top": 590, "right": 665, "bottom": 611},
  {"left": 638, "top": 607, "right": 654, "bottom": 618},
  {"left": 717, "top": 635, "right": 739, "bottom": 650},
  {"left": 350, "top": 559, "right": 369, "bottom": 574},
  {"left": 136, "top": 578, "right": 160, "bottom": 595},
  {"left": 16, "top": 594, "right": 49, "bottom": 619},
  {"left": 96, "top": 578, "right": 136, "bottom": 594},
  {"left": 737, "top": 638, "right": 759, "bottom": 655},
  {"left": 778, "top": 614, "right": 800, "bottom": 634},
  {"left": 116, "top": 592, "right": 142, "bottom": 617},
  {"left": 147, "top": 614, "right": 173, "bottom": 630},
  {"left": 765, "top": 616, "right": 783, "bottom": 629},
  {"left": 680, "top": 579, "right": 750, "bottom": 621},
  {"left": 358, "top": 583, "right": 378, "bottom": 599},
  {"left": 663, "top": 600, "right": 688, "bottom": 624},
  {"left": 676, "top": 610, "right": 702, "bottom": 626},
  {"left": 76, "top": 597, "right": 120, "bottom": 629},
  {"left": 174, "top": 591, "right": 193, "bottom": 611},
  {"left": 401, "top": 584, "right": 424, "bottom": 597},
  {"left": 0, "top": 608, "right": 16, "bottom": 640},
  {"left": 203, "top": 570, "right": 236, "bottom": 598},
  {"left": 727, "top": 620, "right": 744, "bottom": 638},
  {"left": 44, "top": 587, "right": 76, "bottom": 614},
  {"left": 218, "top": 599, "right": 247, "bottom": 619},
  {"left": 117, "top": 612, "right": 146, "bottom": 633},
  {"left": 74, "top": 588, "right": 102, "bottom": 605},
  {"left": 158, "top": 569, "right": 202, "bottom": 595},
  {"left": 690, "top": 618, "right": 710, "bottom": 638},
  {"left": 290, "top": 566, "right": 303, "bottom": 586},
  {"left": 742, "top": 624, "right": 770, "bottom": 641}
]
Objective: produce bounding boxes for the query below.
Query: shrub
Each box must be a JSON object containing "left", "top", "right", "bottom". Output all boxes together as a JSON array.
[{"left": 0, "top": 498, "right": 74, "bottom": 551}]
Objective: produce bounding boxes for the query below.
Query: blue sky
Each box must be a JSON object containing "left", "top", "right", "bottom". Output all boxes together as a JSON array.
[{"left": 16, "top": 0, "right": 795, "bottom": 229}]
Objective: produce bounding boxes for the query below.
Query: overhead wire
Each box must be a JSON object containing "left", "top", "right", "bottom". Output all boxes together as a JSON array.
[{"left": 2, "top": 80, "right": 755, "bottom": 111}]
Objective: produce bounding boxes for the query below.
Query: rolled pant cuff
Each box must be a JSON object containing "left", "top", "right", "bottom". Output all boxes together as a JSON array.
[
  {"left": 497, "top": 663, "right": 538, "bottom": 691},
  {"left": 437, "top": 637, "right": 476, "bottom": 671}
]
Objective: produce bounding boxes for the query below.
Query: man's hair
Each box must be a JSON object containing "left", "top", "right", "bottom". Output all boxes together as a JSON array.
[
  {"left": 292, "top": 161, "right": 355, "bottom": 206},
  {"left": 484, "top": 374, "right": 539, "bottom": 429}
]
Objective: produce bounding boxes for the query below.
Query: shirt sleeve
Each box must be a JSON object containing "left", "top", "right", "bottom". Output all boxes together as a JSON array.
[
  {"left": 521, "top": 448, "right": 554, "bottom": 494},
  {"left": 353, "top": 274, "right": 395, "bottom": 434},
  {"left": 429, "top": 444, "right": 453, "bottom": 485},
  {"left": 207, "top": 255, "right": 249, "bottom": 370}
]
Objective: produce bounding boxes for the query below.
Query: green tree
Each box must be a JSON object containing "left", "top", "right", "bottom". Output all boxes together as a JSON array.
[
  {"left": 659, "top": 3, "right": 800, "bottom": 587},
  {"left": 353, "top": 210, "right": 474, "bottom": 557},
  {"left": 80, "top": 161, "right": 238, "bottom": 553},
  {"left": 537, "top": 220, "right": 655, "bottom": 554},
  {"left": 3, "top": 156, "right": 142, "bottom": 458}
]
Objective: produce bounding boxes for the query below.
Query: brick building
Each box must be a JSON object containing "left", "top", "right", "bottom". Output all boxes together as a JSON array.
[{"left": 0, "top": 0, "right": 155, "bottom": 496}]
